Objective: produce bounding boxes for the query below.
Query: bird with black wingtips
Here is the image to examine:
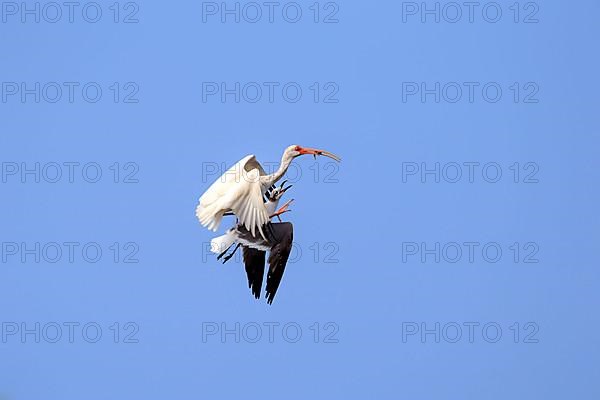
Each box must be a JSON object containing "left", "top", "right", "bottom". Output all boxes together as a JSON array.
[
  {"left": 264, "top": 221, "right": 293, "bottom": 305},
  {"left": 196, "top": 145, "right": 341, "bottom": 304},
  {"left": 210, "top": 182, "right": 294, "bottom": 303},
  {"left": 210, "top": 181, "right": 293, "bottom": 262}
]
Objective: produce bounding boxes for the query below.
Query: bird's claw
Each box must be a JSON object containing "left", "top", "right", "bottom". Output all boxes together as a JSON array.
[{"left": 270, "top": 199, "right": 294, "bottom": 220}]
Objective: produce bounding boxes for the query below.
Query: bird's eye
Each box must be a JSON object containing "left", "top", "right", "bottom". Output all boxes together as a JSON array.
[{"left": 294, "top": 146, "right": 301, "bottom": 151}]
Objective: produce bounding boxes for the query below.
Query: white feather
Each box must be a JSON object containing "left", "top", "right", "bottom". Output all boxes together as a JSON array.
[
  {"left": 196, "top": 154, "right": 269, "bottom": 237},
  {"left": 210, "top": 230, "right": 236, "bottom": 254}
]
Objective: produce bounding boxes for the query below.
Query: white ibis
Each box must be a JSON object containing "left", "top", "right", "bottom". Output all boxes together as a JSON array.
[
  {"left": 210, "top": 182, "right": 294, "bottom": 304},
  {"left": 210, "top": 181, "right": 294, "bottom": 261},
  {"left": 195, "top": 145, "right": 341, "bottom": 240}
]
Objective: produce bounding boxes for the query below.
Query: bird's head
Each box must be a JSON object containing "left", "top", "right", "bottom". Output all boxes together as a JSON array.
[
  {"left": 284, "top": 145, "right": 341, "bottom": 162},
  {"left": 267, "top": 180, "right": 293, "bottom": 201}
]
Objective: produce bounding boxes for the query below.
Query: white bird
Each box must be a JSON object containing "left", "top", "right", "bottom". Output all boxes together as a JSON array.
[
  {"left": 210, "top": 182, "right": 296, "bottom": 304},
  {"left": 210, "top": 181, "right": 294, "bottom": 260},
  {"left": 196, "top": 145, "right": 340, "bottom": 239}
]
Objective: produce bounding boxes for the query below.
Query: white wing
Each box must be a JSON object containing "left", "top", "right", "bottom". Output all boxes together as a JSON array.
[{"left": 196, "top": 155, "right": 269, "bottom": 238}]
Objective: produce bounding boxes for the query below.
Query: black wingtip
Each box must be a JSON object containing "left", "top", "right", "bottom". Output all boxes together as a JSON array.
[{"left": 265, "top": 292, "right": 275, "bottom": 305}]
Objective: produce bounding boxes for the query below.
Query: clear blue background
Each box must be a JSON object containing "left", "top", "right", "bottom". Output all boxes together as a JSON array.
[{"left": 1, "top": 1, "right": 599, "bottom": 399}]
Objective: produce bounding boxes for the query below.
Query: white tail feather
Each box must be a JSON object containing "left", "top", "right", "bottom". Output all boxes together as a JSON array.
[{"left": 210, "top": 231, "right": 236, "bottom": 254}]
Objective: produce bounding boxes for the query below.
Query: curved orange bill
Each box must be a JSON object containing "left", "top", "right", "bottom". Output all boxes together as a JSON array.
[{"left": 297, "top": 147, "right": 341, "bottom": 162}]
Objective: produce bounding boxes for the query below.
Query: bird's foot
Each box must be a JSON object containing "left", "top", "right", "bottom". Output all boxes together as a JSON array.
[
  {"left": 221, "top": 251, "right": 235, "bottom": 263},
  {"left": 270, "top": 199, "right": 294, "bottom": 222},
  {"left": 218, "top": 243, "right": 240, "bottom": 264}
]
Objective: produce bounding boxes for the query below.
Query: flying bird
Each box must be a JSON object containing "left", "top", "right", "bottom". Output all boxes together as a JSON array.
[
  {"left": 211, "top": 181, "right": 293, "bottom": 263},
  {"left": 195, "top": 145, "right": 340, "bottom": 240},
  {"left": 196, "top": 144, "right": 341, "bottom": 304},
  {"left": 210, "top": 182, "right": 294, "bottom": 304}
]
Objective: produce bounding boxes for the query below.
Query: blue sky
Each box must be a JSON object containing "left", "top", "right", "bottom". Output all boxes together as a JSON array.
[{"left": 1, "top": 1, "right": 599, "bottom": 399}]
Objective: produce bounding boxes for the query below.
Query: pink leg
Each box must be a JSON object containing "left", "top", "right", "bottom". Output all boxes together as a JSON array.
[{"left": 270, "top": 199, "right": 294, "bottom": 221}]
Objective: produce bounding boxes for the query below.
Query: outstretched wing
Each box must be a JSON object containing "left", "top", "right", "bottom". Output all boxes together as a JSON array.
[
  {"left": 196, "top": 155, "right": 269, "bottom": 237},
  {"left": 242, "top": 247, "right": 266, "bottom": 299},
  {"left": 265, "top": 222, "right": 294, "bottom": 305}
]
